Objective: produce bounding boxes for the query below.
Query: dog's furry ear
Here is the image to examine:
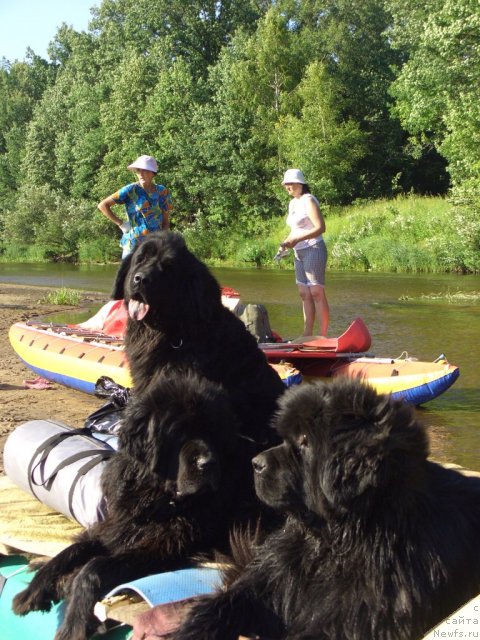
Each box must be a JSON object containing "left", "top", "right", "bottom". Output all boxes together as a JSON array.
[
  {"left": 320, "top": 395, "right": 429, "bottom": 513},
  {"left": 111, "top": 254, "right": 133, "bottom": 300},
  {"left": 120, "top": 408, "right": 170, "bottom": 476},
  {"left": 119, "top": 395, "right": 162, "bottom": 460}
]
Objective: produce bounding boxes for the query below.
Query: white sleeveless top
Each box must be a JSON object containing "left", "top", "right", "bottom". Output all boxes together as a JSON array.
[{"left": 286, "top": 193, "right": 324, "bottom": 251}]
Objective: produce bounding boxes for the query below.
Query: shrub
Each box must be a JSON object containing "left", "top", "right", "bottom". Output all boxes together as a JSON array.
[{"left": 42, "top": 287, "right": 82, "bottom": 305}]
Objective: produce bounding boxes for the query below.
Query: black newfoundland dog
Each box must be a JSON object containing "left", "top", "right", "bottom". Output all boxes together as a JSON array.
[
  {"left": 113, "top": 230, "right": 285, "bottom": 449},
  {"left": 12, "top": 371, "right": 266, "bottom": 640},
  {"left": 175, "top": 378, "right": 480, "bottom": 640}
]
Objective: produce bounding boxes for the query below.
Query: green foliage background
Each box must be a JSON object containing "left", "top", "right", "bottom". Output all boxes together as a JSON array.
[{"left": 0, "top": 0, "right": 478, "bottom": 272}]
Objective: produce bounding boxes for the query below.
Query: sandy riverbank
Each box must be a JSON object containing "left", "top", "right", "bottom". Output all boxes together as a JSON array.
[{"left": 0, "top": 283, "right": 109, "bottom": 474}]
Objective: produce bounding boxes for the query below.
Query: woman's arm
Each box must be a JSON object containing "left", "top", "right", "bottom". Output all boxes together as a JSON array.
[
  {"left": 161, "top": 188, "right": 173, "bottom": 230},
  {"left": 98, "top": 196, "right": 124, "bottom": 228},
  {"left": 162, "top": 209, "right": 170, "bottom": 230}
]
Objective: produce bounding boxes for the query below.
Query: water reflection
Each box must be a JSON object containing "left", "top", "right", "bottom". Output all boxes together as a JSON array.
[{"left": 2, "top": 263, "right": 479, "bottom": 471}]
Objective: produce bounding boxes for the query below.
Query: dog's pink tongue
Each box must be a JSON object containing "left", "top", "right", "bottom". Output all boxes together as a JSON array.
[{"left": 128, "top": 299, "right": 149, "bottom": 321}]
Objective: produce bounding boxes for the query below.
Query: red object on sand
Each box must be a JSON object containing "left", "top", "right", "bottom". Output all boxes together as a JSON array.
[{"left": 23, "top": 376, "right": 54, "bottom": 390}]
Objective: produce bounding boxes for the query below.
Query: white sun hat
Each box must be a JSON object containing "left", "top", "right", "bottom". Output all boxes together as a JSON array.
[
  {"left": 282, "top": 168, "right": 307, "bottom": 184},
  {"left": 127, "top": 155, "right": 158, "bottom": 174}
]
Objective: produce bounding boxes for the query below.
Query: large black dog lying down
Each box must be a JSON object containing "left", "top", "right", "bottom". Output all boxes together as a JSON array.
[
  {"left": 176, "top": 378, "right": 480, "bottom": 640},
  {"left": 113, "top": 230, "right": 285, "bottom": 449},
  {"left": 12, "top": 371, "right": 267, "bottom": 640}
]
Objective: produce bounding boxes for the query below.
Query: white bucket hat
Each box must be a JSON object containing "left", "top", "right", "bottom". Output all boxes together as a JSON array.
[
  {"left": 127, "top": 155, "right": 158, "bottom": 174},
  {"left": 282, "top": 168, "right": 307, "bottom": 184}
]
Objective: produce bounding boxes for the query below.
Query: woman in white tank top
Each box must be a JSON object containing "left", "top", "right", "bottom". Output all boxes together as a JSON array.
[{"left": 280, "top": 169, "right": 330, "bottom": 337}]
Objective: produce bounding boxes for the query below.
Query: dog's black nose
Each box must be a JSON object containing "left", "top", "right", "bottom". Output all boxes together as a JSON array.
[
  {"left": 133, "top": 271, "right": 147, "bottom": 285},
  {"left": 252, "top": 455, "right": 266, "bottom": 474}
]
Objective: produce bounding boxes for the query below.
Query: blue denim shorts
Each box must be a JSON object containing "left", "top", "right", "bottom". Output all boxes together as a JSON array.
[{"left": 294, "top": 241, "right": 327, "bottom": 287}]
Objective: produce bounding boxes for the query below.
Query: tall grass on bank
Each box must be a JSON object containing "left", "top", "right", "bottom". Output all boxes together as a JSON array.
[
  {"left": 0, "top": 243, "right": 49, "bottom": 262},
  {"left": 41, "top": 288, "right": 82, "bottom": 305},
  {"left": 326, "top": 195, "right": 455, "bottom": 272},
  {"left": 188, "top": 195, "right": 458, "bottom": 272},
  {"left": 0, "top": 238, "right": 120, "bottom": 264},
  {"left": 0, "top": 195, "right": 474, "bottom": 273}
]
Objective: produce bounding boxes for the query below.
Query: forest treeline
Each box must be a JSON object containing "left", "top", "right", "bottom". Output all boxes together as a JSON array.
[{"left": 0, "top": 0, "right": 479, "bottom": 272}]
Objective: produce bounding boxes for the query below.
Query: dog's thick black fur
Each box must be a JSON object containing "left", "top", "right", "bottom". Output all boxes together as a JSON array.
[
  {"left": 12, "top": 371, "right": 265, "bottom": 640},
  {"left": 175, "top": 379, "right": 480, "bottom": 640},
  {"left": 114, "top": 231, "right": 285, "bottom": 448}
]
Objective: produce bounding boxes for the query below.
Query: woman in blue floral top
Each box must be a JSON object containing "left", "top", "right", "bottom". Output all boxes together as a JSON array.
[{"left": 98, "top": 155, "right": 173, "bottom": 257}]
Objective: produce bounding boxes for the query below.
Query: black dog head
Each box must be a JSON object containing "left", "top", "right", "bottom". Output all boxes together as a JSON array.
[
  {"left": 117, "top": 231, "right": 222, "bottom": 332},
  {"left": 253, "top": 378, "right": 430, "bottom": 519},
  {"left": 120, "top": 370, "right": 241, "bottom": 502}
]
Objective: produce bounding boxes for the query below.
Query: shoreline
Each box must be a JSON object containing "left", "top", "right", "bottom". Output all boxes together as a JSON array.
[{"left": 0, "top": 283, "right": 109, "bottom": 474}]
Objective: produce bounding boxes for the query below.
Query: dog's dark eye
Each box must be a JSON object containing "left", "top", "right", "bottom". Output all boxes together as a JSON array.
[
  {"left": 194, "top": 455, "right": 214, "bottom": 471},
  {"left": 298, "top": 434, "right": 309, "bottom": 449}
]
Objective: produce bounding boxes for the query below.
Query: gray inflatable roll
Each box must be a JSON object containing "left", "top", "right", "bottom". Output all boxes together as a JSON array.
[{"left": 4, "top": 420, "right": 117, "bottom": 528}]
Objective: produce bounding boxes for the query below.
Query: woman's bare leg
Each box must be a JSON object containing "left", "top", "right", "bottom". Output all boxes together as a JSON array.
[
  {"left": 298, "top": 285, "right": 315, "bottom": 336},
  {"left": 310, "top": 285, "right": 329, "bottom": 336}
]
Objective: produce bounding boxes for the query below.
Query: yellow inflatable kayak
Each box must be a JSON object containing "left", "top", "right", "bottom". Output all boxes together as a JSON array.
[{"left": 9, "top": 318, "right": 458, "bottom": 406}]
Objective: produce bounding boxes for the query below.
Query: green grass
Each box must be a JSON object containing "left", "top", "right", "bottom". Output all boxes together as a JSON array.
[
  {"left": 419, "top": 290, "right": 480, "bottom": 302},
  {"left": 398, "top": 290, "right": 480, "bottom": 302},
  {"left": 191, "top": 194, "right": 460, "bottom": 272},
  {"left": 1, "top": 194, "right": 477, "bottom": 273},
  {"left": 0, "top": 242, "right": 50, "bottom": 262},
  {"left": 325, "top": 195, "right": 455, "bottom": 272},
  {"left": 41, "top": 288, "right": 82, "bottom": 305}
]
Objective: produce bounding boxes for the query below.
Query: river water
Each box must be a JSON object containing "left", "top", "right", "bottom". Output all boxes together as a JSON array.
[{"left": 1, "top": 262, "right": 479, "bottom": 471}]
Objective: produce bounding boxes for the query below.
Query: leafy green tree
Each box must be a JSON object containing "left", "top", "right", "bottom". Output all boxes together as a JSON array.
[
  {"left": 138, "top": 56, "right": 206, "bottom": 226},
  {"left": 20, "top": 81, "right": 67, "bottom": 191},
  {"left": 173, "top": 9, "right": 300, "bottom": 234},
  {"left": 0, "top": 52, "right": 55, "bottom": 205},
  {"left": 277, "top": 0, "right": 410, "bottom": 198},
  {"left": 389, "top": 0, "right": 480, "bottom": 270},
  {"left": 4, "top": 185, "right": 80, "bottom": 259},
  {"left": 277, "top": 62, "right": 367, "bottom": 204},
  {"left": 55, "top": 81, "right": 106, "bottom": 200},
  {"left": 20, "top": 28, "right": 101, "bottom": 193},
  {"left": 91, "top": 0, "right": 262, "bottom": 79},
  {"left": 95, "top": 50, "right": 155, "bottom": 197},
  {"left": 389, "top": 0, "right": 480, "bottom": 183}
]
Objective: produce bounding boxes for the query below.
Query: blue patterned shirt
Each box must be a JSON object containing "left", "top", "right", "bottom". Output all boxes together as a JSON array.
[{"left": 112, "top": 182, "right": 173, "bottom": 255}]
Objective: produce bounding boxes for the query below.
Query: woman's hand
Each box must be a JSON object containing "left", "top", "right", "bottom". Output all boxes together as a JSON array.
[{"left": 282, "top": 237, "right": 298, "bottom": 249}]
